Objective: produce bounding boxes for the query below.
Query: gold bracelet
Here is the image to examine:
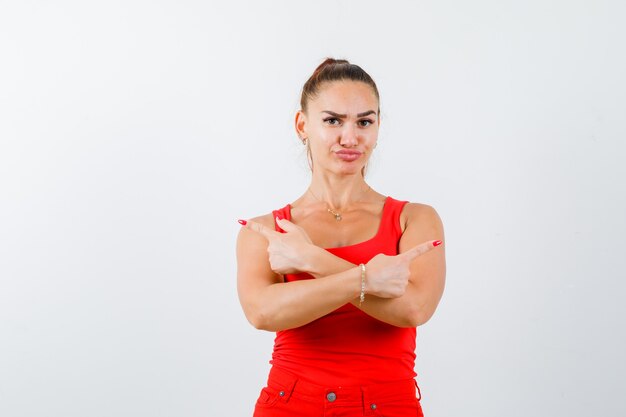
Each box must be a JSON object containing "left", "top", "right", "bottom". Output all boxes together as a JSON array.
[{"left": 359, "top": 263, "right": 366, "bottom": 307}]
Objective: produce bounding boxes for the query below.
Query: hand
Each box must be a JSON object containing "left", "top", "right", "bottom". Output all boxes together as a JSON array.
[
  {"left": 365, "top": 240, "right": 442, "bottom": 298},
  {"left": 244, "top": 218, "right": 315, "bottom": 275}
]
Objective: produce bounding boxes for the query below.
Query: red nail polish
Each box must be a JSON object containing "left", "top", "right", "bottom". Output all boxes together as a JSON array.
[
  {"left": 433, "top": 240, "right": 442, "bottom": 247},
  {"left": 238, "top": 219, "right": 247, "bottom": 226}
]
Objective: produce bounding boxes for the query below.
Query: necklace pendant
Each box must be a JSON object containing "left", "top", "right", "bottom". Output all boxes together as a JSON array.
[{"left": 327, "top": 208, "right": 342, "bottom": 221}]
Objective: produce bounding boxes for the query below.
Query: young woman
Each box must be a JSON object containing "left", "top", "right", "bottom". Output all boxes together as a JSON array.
[{"left": 236, "top": 58, "right": 446, "bottom": 417}]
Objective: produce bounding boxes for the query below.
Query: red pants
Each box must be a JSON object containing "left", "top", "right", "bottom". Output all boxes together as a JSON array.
[{"left": 253, "top": 366, "right": 424, "bottom": 417}]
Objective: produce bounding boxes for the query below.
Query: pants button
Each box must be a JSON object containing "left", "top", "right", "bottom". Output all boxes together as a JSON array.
[
  {"left": 279, "top": 391, "right": 285, "bottom": 397},
  {"left": 326, "top": 392, "right": 337, "bottom": 402},
  {"left": 370, "top": 403, "right": 377, "bottom": 410}
]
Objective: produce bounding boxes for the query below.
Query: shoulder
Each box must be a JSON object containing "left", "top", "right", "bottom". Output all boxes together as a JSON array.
[
  {"left": 398, "top": 202, "right": 443, "bottom": 234},
  {"left": 237, "top": 212, "right": 276, "bottom": 243},
  {"left": 249, "top": 212, "right": 276, "bottom": 229}
]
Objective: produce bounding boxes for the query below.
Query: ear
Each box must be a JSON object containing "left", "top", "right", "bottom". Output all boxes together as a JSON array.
[{"left": 295, "top": 110, "right": 307, "bottom": 142}]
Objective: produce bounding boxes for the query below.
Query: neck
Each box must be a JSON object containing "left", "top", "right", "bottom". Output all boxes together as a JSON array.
[{"left": 308, "top": 172, "right": 369, "bottom": 210}]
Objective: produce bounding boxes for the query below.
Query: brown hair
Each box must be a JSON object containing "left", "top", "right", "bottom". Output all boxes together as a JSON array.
[{"left": 300, "top": 58, "right": 380, "bottom": 114}]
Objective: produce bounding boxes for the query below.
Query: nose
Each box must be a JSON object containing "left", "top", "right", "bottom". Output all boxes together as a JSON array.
[{"left": 339, "top": 124, "right": 358, "bottom": 147}]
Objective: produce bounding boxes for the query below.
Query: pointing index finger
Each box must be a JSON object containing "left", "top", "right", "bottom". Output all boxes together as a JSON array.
[
  {"left": 401, "top": 240, "right": 443, "bottom": 261},
  {"left": 245, "top": 220, "right": 280, "bottom": 240}
]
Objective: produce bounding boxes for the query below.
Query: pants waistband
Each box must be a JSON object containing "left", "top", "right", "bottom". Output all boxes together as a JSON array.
[{"left": 267, "top": 366, "right": 421, "bottom": 406}]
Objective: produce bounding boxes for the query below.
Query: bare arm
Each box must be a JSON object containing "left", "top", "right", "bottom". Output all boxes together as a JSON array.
[
  {"left": 294, "top": 204, "right": 446, "bottom": 328},
  {"left": 236, "top": 214, "right": 362, "bottom": 332},
  {"left": 360, "top": 203, "right": 445, "bottom": 327},
  {"left": 236, "top": 213, "right": 438, "bottom": 331}
]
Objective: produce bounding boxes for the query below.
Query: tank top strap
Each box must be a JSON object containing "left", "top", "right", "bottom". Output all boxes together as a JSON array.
[{"left": 378, "top": 196, "right": 409, "bottom": 240}]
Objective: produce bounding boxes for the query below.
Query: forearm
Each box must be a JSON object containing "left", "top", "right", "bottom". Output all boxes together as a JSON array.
[
  {"left": 248, "top": 266, "right": 361, "bottom": 332},
  {"left": 304, "top": 247, "right": 430, "bottom": 327},
  {"left": 305, "top": 246, "right": 355, "bottom": 278},
  {"left": 352, "top": 285, "right": 426, "bottom": 327}
]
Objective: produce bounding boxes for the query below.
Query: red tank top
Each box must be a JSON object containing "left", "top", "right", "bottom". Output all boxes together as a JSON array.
[{"left": 269, "top": 196, "right": 416, "bottom": 385}]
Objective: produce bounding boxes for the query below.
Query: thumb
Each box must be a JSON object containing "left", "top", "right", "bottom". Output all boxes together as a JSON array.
[{"left": 275, "top": 217, "right": 299, "bottom": 233}]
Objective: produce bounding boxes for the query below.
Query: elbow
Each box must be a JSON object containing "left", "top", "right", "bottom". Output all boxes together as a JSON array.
[
  {"left": 404, "top": 305, "right": 433, "bottom": 328},
  {"left": 247, "top": 310, "right": 271, "bottom": 331},
  {"left": 392, "top": 306, "right": 421, "bottom": 328},
  {"left": 246, "top": 307, "right": 280, "bottom": 331},
  {"left": 404, "top": 314, "right": 421, "bottom": 328},
  {"left": 240, "top": 296, "right": 271, "bottom": 330},
  {"left": 241, "top": 296, "right": 283, "bottom": 331}
]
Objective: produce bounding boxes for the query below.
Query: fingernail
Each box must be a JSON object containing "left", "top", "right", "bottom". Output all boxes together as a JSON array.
[
  {"left": 238, "top": 219, "right": 247, "bottom": 226},
  {"left": 433, "top": 240, "right": 442, "bottom": 247}
]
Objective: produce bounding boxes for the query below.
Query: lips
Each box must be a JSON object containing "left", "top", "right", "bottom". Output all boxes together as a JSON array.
[{"left": 335, "top": 150, "right": 362, "bottom": 162}]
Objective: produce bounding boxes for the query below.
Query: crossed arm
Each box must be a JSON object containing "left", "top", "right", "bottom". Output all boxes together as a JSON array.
[{"left": 236, "top": 204, "right": 446, "bottom": 331}]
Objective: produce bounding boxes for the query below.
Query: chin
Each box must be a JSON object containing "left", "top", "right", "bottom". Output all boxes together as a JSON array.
[
  {"left": 335, "top": 163, "right": 365, "bottom": 176},
  {"left": 315, "top": 158, "right": 367, "bottom": 176}
]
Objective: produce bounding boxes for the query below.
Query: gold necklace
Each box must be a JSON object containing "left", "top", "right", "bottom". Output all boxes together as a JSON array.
[{"left": 307, "top": 185, "right": 371, "bottom": 221}]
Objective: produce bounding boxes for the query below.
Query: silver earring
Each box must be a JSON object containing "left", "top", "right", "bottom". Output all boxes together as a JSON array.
[{"left": 302, "top": 137, "right": 308, "bottom": 145}]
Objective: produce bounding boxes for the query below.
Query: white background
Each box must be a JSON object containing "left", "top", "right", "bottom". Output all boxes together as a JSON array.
[{"left": 1, "top": 1, "right": 625, "bottom": 416}]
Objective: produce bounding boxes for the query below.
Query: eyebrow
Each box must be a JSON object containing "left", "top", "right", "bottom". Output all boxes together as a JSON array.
[{"left": 321, "top": 110, "right": 377, "bottom": 118}]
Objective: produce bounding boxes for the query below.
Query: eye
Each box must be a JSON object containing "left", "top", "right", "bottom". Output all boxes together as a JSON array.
[
  {"left": 358, "top": 119, "right": 374, "bottom": 127},
  {"left": 323, "top": 117, "right": 341, "bottom": 125}
]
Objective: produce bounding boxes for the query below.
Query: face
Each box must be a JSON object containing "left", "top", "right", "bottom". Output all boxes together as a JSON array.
[{"left": 295, "top": 80, "right": 380, "bottom": 176}]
